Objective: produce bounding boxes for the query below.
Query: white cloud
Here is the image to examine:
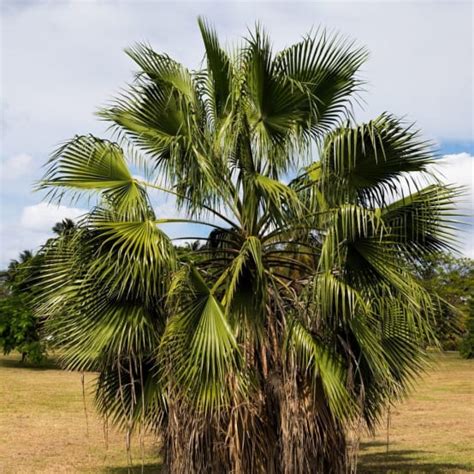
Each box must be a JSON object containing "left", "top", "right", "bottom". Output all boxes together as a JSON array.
[
  {"left": 0, "top": 225, "right": 49, "bottom": 267},
  {"left": 435, "top": 153, "right": 474, "bottom": 258},
  {"left": 1, "top": 153, "right": 34, "bottom": 179},
  {"left": 0, "top": 202, "right": 87, "bottom": 267},
  {"left": 20, "top": 202, "right": 87, "bottom": 232},
  {"left": 435, "top": 153, "right": 474, "bottom": 209},
  {"left": 399, "top": 152, "right": 474, "bottom": 203},
  {"left": 389, "top": 153, "right": 473, "bottom": 256}
]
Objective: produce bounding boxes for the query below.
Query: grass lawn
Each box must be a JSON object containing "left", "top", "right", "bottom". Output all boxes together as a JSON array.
[
  {"left": 358, "top": 352, "right": 474, "bottom": 473},
  {"left": 0, "top": 352, "right": 472, "bottom": 473},
  {"left": 0, "top": 354, "right": 161, "bottom": 473}
]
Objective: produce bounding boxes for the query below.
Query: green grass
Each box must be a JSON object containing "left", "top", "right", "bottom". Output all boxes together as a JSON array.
[{"left": 0, "top": 352, "right": 472, "bottom": 472}]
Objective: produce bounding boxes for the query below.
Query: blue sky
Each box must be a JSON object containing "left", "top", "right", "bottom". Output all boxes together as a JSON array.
[{"left": 1, "top": 0, "right": 473, "bottom": 267}]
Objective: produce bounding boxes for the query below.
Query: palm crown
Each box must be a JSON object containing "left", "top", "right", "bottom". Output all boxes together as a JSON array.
[{"left": 37, "top": 19, "right": 459, "bottom": 473}]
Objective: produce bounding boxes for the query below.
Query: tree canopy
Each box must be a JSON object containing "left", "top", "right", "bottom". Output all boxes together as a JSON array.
[
  {"left": 0, "top": 251, "right": 46, "bottom": 363},
  {"left": 417, "top": 253, "right": 473, "bottom": 350}
]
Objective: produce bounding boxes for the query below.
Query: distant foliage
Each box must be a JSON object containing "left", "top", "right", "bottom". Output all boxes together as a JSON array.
[
  {"left": 0, "top": 219, "right": 77, "bottom": 363},
  {"left": 460, "top": 298, "right": 474, "bottom": 358},
  {"left": 0, "top": 251, "right": 46, "bottom": 363},
  {"left": 418, "top": 254, "right": 474, "bottom": 350}
]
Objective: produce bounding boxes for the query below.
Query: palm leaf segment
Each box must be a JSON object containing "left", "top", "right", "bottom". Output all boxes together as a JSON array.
[{"left": 36, "top": 19, "right": 460, "bottom": 473}]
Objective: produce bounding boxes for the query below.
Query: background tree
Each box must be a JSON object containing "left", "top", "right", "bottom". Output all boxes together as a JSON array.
[
  {"left": 0, "top": 250, "right": 46, "bottom": 363},
  {"left": 418, "top": 253, "right": 473, "bottom": 350},
  {"left": 52, "top": 217, "right": 77, "bottom": 237},
  {"left": 36, "top": 20, "right": 461, "bottom": 473},
  {"left": 0, "top": 219, "right": 78, "bottom": 363},
  {"left": 460, "top": 298, "right": 474, "bottom": 358}
]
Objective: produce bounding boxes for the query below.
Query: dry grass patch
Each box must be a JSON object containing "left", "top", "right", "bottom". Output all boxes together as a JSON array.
[
  {"left": 358, "top": 352, "right": 474, "bottom": 473},
  {"left": 0, "top": 352, "right": 472, "bottom": 473},
  {"left": 0, "top": 354, "right": 161, "bottom": 473}
]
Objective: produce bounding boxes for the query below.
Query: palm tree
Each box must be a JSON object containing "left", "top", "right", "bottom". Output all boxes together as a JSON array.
[
  {"left": 6, "top": 250, "right": 34, "bottom": 275},
  {"left": 52, "top": 218, "right": 77, "bottom": 236},
  {"left": 36, "top": 19, "right": 459, "bottom": 473}
]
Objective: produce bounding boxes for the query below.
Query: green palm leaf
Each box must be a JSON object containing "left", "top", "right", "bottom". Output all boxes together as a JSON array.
[
  {"left": 285, "top": 318, "right": 354, "bottom": 421},
  {"left": 39, "top": 135, "right": 148, "bottom": 216},
  {"left": 161, "top": 266, "right": 243, "bottom": 412}
]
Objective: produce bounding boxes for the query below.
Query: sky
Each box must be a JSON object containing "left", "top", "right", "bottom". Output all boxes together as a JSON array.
[{"left": 0, "top": 0, "right": 473, "bottom": 267}]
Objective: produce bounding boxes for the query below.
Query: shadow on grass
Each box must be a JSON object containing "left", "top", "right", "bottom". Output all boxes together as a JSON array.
[
  {"left": 103, "top": 463, "right": 162, "bottom": 473},
  {"left": 358, "top": 441, "right": 472, "bottom": 473},
  {"left": 102, "top": 452, "right": 473, "bottom": 474},
  {"left": 0, "top": 355, "right": 61, "bottom": 370}
]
